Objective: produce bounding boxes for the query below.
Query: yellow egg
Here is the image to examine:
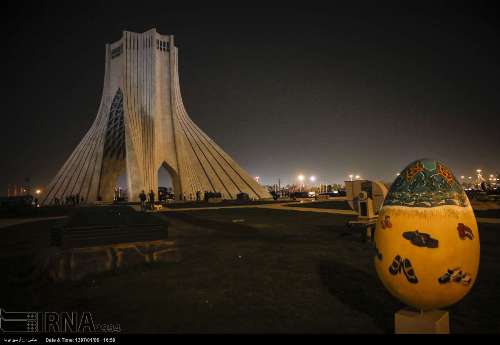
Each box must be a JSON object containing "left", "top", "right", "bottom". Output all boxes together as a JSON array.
[{"left": 374, "top": 159, "right": 480, "bottom": 311}]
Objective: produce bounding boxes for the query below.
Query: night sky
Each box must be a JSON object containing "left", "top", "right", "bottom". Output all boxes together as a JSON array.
[{"left": 3, "top": 3, "right": 500, "bottom": 192}]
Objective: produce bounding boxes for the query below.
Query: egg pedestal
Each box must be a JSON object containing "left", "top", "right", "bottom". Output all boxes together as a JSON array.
[{"left": 373, "top": 159, "right": 480, "bottom": 333}]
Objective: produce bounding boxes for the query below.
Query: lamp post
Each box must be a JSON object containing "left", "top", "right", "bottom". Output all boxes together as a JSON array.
[
  {"left": 298, "top": 175, "right": 305, "bottom": 192},
  {"left": 475, "top": 169, "right": 484, "bottom": 188},
  {"left": 310, "top": 176, "right": 316, "bottom": 193}
]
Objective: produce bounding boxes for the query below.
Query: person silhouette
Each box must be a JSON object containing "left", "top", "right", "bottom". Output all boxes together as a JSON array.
[
  {"left": 139, "top": 190, "right": 147, "bottom": 211},
  {"left": 148, "top": 189, "right": 155, "bottom": 210}
]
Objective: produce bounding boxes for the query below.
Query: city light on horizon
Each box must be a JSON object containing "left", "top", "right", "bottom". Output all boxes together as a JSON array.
[{"left": 252, "top": 167, "right": 497, "bottom": 187}]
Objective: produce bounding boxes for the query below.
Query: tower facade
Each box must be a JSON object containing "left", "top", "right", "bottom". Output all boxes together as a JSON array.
[{"left": 42, "top": 29, "right": 270, "bottom": 204}]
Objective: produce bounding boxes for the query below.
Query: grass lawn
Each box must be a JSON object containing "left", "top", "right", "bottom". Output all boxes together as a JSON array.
[
  {"left": 0, "top": 207, "right": 499, "bottom": 333},
  {"left": 287, "top": 200, "right": 352, "bottom": 210},
  {"left": 161, "top": 199, "right": 290, "bottom": 209}
]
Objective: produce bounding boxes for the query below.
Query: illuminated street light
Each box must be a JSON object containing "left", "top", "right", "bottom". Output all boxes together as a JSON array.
[
  {"left": 35, "top": 189, "right": 42, "bottom": 195},
  {"left": 476, "top": 169, "right": 482, "bottom": 174},
  {"left": 468, "top": 176, "right": 472, "bottom": 180},
  {"left": 310, "top": 176, "right": 316, "bottom": 183},
  {"left": 396, "top": 172, "right": 400, "bottom": 177},
  {"left": 297, "top": 175, "right": 305, "bottom": 192}
]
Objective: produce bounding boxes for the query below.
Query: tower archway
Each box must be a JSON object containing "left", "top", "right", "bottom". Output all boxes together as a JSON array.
[{"left": 158, "top": 161, "right": 181, "bottom": 201}]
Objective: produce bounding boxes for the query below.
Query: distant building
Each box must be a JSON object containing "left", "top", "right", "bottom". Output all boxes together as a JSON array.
[{"left": 7, "top": 184, "right": 29, "bottom": 197}]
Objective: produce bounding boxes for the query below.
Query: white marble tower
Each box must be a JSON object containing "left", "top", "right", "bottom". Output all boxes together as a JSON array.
[{"left": 42, "top": 29, "right": 270, "bottom": 204}]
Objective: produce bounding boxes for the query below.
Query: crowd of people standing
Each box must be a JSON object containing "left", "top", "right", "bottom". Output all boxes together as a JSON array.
[
  {"left": 139, "top": 190, "right": 157, "bottom": 211},
  {"left": 52, "top": 194, "right": 84, "bottom": 206},
  {"left": 138, "top": 189, "right": 224, "bottom": 211}
]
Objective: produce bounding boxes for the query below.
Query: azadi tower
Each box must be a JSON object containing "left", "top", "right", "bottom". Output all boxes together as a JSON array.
[{"left": 42, "top": 29, "right": 270, "bottom": 204}]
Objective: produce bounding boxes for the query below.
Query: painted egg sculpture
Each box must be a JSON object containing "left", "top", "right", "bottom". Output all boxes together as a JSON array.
[{"left": 374, "top": 159, "right": 480, "bottom": 311}]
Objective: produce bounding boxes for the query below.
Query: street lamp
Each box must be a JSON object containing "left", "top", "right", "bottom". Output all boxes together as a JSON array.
[
  {"left": 309, "top": 176, "right": 316, "bottom": 183},
  {"left": 298, "top": 175, "right": 305, "bottom": 192},
  {"left": 35, "top": 189, "right": 41, "bottom": 195}
]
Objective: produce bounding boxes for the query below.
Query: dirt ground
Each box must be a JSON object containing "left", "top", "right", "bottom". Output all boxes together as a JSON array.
[{"left": 0, "top": 207, "right": 499, "bottom": 333}]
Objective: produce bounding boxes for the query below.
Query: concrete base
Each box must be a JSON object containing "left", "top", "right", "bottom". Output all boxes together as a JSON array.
[{"left": 395, "top": 308, "right": 449, "bottom": 334}]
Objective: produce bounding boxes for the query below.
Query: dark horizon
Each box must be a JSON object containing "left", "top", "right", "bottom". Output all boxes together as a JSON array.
[{"left": 3, "top": 4, "right": 500, "bottom": 192}]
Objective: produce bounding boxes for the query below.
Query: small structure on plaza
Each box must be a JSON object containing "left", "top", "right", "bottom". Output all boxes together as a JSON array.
[
  {"left": 345, "top": 180, "right": 388, "bottom": 240},
  {"left": 374, "top": 159, "right": 480, "bottom": 333},
  {"left": 39, "top": 206, "right": 178, "bottom": 281},
  {"left": 345, "top": 180, "right": 388, "bottom": 215}
]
